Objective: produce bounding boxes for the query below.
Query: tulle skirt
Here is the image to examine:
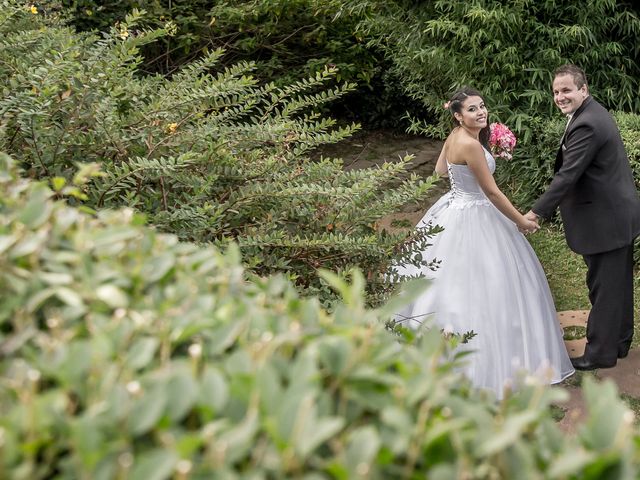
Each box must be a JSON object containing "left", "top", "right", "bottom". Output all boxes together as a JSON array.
[{"left": 394, "top": 192, "right": 574, "bottom": 398}]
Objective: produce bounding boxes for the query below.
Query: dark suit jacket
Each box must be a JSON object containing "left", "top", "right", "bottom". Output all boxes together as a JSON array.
[{"left": 532, "top": 96, "right": 640, "bottom": 255}]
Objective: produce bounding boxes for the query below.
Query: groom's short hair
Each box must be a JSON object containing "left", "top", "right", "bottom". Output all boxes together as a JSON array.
[{"left": 554, "top": 64, "right": 588, "bottom": 91}]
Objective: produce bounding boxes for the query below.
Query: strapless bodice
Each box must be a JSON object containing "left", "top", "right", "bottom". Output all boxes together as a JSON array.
[{"left": 446, "top": 147, "right": 495, "bottom": 208}]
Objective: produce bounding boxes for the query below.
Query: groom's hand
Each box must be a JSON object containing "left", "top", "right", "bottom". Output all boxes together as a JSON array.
[
  {"left": 519, "top": 210, "right": 540, "bottom": 234},
  {"left": 524, "top": 210, "right": 539, "bottom": 222}
]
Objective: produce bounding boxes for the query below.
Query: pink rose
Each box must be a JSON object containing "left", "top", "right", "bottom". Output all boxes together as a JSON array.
[{"left": 489, "top": 122, "right": 517, "bottom": 160}]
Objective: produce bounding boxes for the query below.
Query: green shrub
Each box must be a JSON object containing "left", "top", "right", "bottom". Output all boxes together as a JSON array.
[
  {"left": 1, "top": 153, "right": 639, "bottom": 478},
  {"left": 493, "top": 116, "right": 564, "bottom": 211},
  {"left": 616, "top": 112, "right": 640, "bottom": 186},
  {"left": 0, "top": 1, "right": 436, "bottom": 305},
  {"left": 612, "top": 112, "right": 640, "bottom": 263}
]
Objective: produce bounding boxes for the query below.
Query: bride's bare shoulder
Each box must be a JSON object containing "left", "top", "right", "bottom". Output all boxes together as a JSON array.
[{"left": 447, "top": 130, "right": 481, "bottom": 165}]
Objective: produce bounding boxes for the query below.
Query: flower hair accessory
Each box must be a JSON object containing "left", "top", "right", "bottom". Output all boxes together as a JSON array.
[{"left": 489, "top": 122, "right": 516, "bottom": 160}]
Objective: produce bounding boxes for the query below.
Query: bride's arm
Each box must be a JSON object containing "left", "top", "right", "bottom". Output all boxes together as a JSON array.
[
  {"left": 465, "top": 143, "right": 538, "bottom": 232},
  {"left": 434, "top": 140, "right": 449, "bottom": 176}
]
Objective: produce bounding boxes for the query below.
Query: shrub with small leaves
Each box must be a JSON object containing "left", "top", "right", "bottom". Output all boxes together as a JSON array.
[{"left": 0, "top": 1, "right": 436, "bottom": 305}]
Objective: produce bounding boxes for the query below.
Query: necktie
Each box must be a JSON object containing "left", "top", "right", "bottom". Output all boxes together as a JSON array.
[
  {"left": 564, "top": 114, "right": 572, "bottom": 132},
  {"left": 561, "top": 114, "right": 572, "bottom": 144}
]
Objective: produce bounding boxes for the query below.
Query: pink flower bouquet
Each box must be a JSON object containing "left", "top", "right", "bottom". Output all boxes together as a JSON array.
[{"left": 489, "top": 122, "right": 516, "bottom": 160}]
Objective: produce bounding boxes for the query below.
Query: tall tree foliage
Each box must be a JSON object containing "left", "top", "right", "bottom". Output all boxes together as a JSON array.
[
  {"left": 62, "top": 0, "right": 379, "bottom": 82},
  {"left": 61, "top": 0, "right": 417, "bottom": 127},
  {"left": 59, "top": 1, "right": 640, "bottom": 133},
  {"left": 350, "top": 0, "right": 640, "bottom": 140}
]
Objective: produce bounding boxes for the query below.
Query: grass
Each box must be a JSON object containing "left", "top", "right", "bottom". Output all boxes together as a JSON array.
[
  {"left": 620, "top": 394, "right": 640, "bottom": 422},
  {"left": 528, "top": 224, "right": 640, "bottom": 349},
  {"left": 527, "top": 224, "right": 590, "bottom": 312},
  {"left": 560, "top": 369, "right": 593, "bottom": 388},
  {"left": 549, "top": 404, "right": 566, "bottom": 422},
  {"left": 389, "top": 218, "right": 413, "bottom": 228},
  {"left": 563, "top": 325, "right": 587, "bottom": 341}
]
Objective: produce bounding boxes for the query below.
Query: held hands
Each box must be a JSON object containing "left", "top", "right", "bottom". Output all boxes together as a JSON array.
[{"left": 518, "top": 210, "right": 540, "bottom": 234}]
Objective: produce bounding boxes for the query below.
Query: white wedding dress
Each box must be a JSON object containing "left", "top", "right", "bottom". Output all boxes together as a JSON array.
[{"left": 394, "top": 148, "right": 574, "bottom": 398}]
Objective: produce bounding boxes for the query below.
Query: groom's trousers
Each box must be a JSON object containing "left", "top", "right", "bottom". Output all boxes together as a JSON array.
[{"left": 582, "top": 244, "right": 634, "bottom": 363}]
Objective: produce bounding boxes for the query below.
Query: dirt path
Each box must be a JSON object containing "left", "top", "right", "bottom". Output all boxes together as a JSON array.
[{"left": 317, "top": 129, "right": 446, "bottom": 229}]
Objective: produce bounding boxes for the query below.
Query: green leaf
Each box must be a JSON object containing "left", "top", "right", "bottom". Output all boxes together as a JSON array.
[
  {"left": 199, "top": 366, "right": 229, "bottom": 411},
  {"left": 477, "top": 410, "right": 539, "bottom": 456},
  {"left": 141, "top": 253, "right": 175, "bottom": 282},
  {"left": 26, "top": 287, "right": 57, "bottom": 312},
  {"left": 218, "top": 408, "right": 259, "bottom": 463},
  {"left": 51, "top": 176, "right": 66, "bottom": 191},
  {"left": 256, "top": 363, "right": 281, "bottom": 413},
  {"left": 277, "top": 389, "right": 307, "bottom": 441},
  {"left": 9, "top": 233, "right": 46, "bottom": 258},
  {"left": 209, "top": 321, "right": 246, "bottom": 355},
  {"left": 130, "top": 448, "right": 177, "bottom": 480},
  {"left": 166, "top": 369, "right": 199, "bottom": 422},
  {"left": 289, "top": 349, "right": 319, "bottom": 389},
  {"left": 129, "top": 383, "right": 168, "bottom": 435},
  {"left": 54, "top": 286, "right": 84, "bottom": 307},
  {"left": 298, "top": 416, "right": 345, "bottom": 458},
  {"left": 318, "top": 337, "right": 352, "bottom": 376},
  {"left": 17, "top": 184, "right": 52, "bottom": 228},
  {"left": 92, "top": 226, "right": 140, "bottom": 248},
  {"left": 346, "top": 426, "right": 381, "bottom": 477},
  {"left": 580, "top": 376, "right": 632, "bottom": 450},
  {"left": 93, "top": 458, "right": 118, "bottom": 480},
  {"left": 427, "top": 464, "right": 459, "bottom": 480},
  {"left": 58, "top": 341, "right": 93, "bottom": 385},
  {"left": 380, "top": 406, "right": 412, "bottom": 431},
  {"left": 71, "top": 416, "right": 106, "bottom": 470},
  {"left": 0, "top": 234, "right": 17, "bottom": 255},
  {"left": 95, "top": 284, "right": 129, "bottom": 308},
  {"left": 175, "top": 432, "right": 204, "bottom": 458},
  {"left": 38, "top": 271, "right": 74, "bottom": 285},
  {"left": 548, "top": 449, "right": 596, "bottom": 477},
  {"left": 377, "top": 278, "right": 431, "bottom": 319},
  {"left": 125, "top": 337, "right": 159, "bottom": 370}
]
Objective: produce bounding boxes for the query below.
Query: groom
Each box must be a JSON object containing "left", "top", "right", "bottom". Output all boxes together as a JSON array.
[{"left": 526, "top": 64, "right": 640, "bottom": 370}]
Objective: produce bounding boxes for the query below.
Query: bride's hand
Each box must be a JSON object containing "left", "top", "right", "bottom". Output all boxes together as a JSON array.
[{"left": 517, "top": 217, "right": 539, "bottom": 234}]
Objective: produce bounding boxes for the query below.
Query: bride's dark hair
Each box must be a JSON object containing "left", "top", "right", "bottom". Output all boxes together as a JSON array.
[{"left": 445, "top": 87, "right": 490, "bottom": 148}]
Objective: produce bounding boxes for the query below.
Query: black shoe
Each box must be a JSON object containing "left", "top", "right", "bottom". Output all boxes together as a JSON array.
[
  {"left": 570, "top": 356, "right": 616, "bottom": 371},
  {"left": 618, "top": 349, "right": 629, "bottom": 359}
]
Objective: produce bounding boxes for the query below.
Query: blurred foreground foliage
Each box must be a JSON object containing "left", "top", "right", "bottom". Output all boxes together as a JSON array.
[{"left": 1, "top": 153, "right": 639, "bottom": 478}]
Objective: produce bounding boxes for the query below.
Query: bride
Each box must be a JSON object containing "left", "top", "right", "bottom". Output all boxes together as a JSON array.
[{"left": 394, "top": 87, "right": 574, "bottom": 398}]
